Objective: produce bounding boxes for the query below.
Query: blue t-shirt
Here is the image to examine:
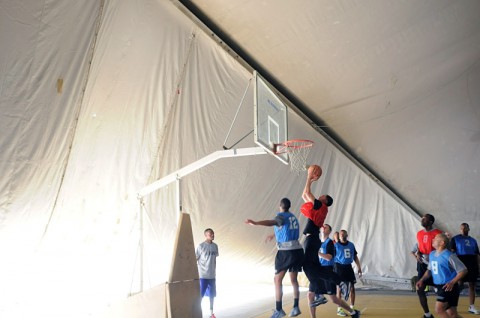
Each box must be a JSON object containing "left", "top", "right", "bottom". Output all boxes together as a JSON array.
[
  {"left": 428, "top": 249, "right": 465, "bottom": 285},
  {"left": 274, "top": 211, "right": 300, "bottom": 243},
  {"left": 334, "top": 241, "right": 356, "bottom": 265},
  {"left": 319, "top": 238, "right": 335, "bottom": 266},
  {"left": 451, "top": 234, "right": 479, "bottom": 256}
]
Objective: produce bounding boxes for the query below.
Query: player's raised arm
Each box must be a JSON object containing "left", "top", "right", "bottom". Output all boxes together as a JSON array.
[{"left": 302, "top": 165, "right": 322, "bottom": 203}]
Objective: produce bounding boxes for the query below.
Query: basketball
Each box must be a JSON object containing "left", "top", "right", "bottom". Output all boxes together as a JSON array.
[{"left": 308, "top": 164, "right": 322, "bottom": 180}]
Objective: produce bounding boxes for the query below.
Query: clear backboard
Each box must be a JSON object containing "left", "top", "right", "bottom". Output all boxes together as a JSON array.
[{"left": 253, "top": 71, "right": 288, "bottom": 164}]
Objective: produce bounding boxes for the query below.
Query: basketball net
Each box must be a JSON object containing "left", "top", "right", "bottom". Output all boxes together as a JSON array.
[{"left": 275, "top": 139, "right": 314, "bottom": 174}]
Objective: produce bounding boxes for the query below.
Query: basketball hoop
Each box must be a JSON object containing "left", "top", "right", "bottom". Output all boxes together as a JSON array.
[{"left": 274, "top": 139, "right": 314, "bottom": 174}]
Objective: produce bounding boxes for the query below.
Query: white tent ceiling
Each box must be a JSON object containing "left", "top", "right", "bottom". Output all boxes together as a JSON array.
[
  {"left": 182, "top": 0, "right": 480, "bottom": 233},
  {"left": 0, "top": 0, "right": 479, "bottom": 317}
]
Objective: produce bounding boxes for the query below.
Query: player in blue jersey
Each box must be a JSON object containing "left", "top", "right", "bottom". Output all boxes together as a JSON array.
[
  {"left": 245, "top": 198, "right": 305, "bottom": 318},
  {"left": 312, "top": 224, "right": 361, "bottom": 318},
  {"left": 450, "top": 223, "right": 480, "bottom": 315},
  {"left": 334, "top": 230, "right": 362, "bottom": 316},
  {"left": 417, "top": 233, "right": 467, "bottom": 318}
]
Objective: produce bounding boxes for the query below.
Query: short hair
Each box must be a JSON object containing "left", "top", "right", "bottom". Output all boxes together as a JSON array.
[
  {"left": 425, "top": 214, "right": 435, "bottom": 224},
  {"left": 323, "top": 224, "right": 332, "bottom": 231},
  {"left": 325, "top": 195, "right": 333, "bottom": 207},
  {"left": 461, "top": 222, "right": 469, "bottom": 228},
  {"left": 280, "top": 198, "right": 291, "bottom": 211},
  {"left": 204, "top": 228, "right": 214, "bottom": 234}
]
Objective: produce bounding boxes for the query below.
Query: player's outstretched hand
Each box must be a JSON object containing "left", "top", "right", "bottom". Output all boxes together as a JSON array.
[{"left": 245, "top": 219, "right": 256, "bottom": 225}]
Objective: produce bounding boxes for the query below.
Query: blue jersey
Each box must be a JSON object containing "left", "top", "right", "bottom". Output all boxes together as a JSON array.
[
  {"left": 429, "top": 250, "right": 465, "bottom": 285},
  {"left": 274, "top": 211, "right": 300, "bottom": 243},
  {"left": 334, "top": 241, "right": 356, "bottom": 265},
  {"left": 319, "top": 238, "right": 335, "bottom": 266},
  {"left": 452, "top": 234, "right": 479, "bottom": 256}
]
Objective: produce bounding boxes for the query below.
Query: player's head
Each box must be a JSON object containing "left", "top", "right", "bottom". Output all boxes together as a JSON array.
[
  {"left": 421, "top": 214, "right": 435, "bottom": 228},
  {"left": 280, "top": 198, "right": 291, "bottom": 211},
  {"left": 204, "top": 228, "right": 214, "bottom": 241},
  {"left": 325, "top": 195, "right": 333, "bottom": 206},
  {"left": 433, "top": 233, "right": 449, "bottom": 250},
  {"left": 339, "top": 229, "right": 348, "bottom": 242},
  {"left": 333, "top": 231, "right": 339, "bottom": 242},
  {"left": 460, "top": 223, "right": 469, "bottom": 235},
  {"left": 318, "top": 195, "right": 333, "bottom": 207},
  {"left": 322, "top": 224, "right": 332, "bottom": 236}
]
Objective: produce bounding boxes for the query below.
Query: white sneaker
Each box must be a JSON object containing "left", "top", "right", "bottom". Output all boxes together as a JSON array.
[{"left": 469, "top": 308, "right": 480, "bottom": 315}]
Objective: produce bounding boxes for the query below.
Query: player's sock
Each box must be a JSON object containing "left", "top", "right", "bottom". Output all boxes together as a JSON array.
[
  {"left": 293, "top": 298, "right": 299, "bottom": 308},
  {"left": 276, "top": 301, "right": 282, "bottom": 311}
]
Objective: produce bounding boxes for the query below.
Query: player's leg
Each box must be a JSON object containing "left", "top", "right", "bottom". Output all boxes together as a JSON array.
[
  {"left": 417, "top": 263, "right": 433, "bottom": 316},
  {"left": 208, "top": 279, "right": 216, "bottom": 317},
  {"left": 288, "top": 271, "right": 301, "bottom": 316},
  {"left": 274, "top": 270, "right": 287, "bottom": 303},
  {"left": 199, "top": 278, "right": 208, "bottom": 298}
]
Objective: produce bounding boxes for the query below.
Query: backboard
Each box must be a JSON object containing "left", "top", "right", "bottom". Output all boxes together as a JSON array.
[{"left": 253, "top": 71, "right": 288, "bottom": 164}]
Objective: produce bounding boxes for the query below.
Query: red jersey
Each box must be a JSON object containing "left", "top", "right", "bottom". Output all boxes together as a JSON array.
[
  {"left": 300, "top": 200, "right": 328, "bottom": 227},
  {"left": 416, "top": 228, "right": 442, "bottom": 254}
]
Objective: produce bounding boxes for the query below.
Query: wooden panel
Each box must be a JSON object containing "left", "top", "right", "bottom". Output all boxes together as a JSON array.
[
  {"left": 167, "top": 280, "right": 202, "bottom": 318},
  {"left": 169, "top": 213, "right": 199, "bottom": 282}
]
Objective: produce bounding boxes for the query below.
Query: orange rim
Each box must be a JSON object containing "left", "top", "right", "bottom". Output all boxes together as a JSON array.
[{"left": 275, "top": 139, "right": 314, "bottom": 154}]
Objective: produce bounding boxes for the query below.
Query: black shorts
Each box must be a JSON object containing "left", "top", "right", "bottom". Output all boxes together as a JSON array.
[
  {"left": 458, "top": 256, "right": 479, "bottom": 282},
  {"left": 417, "top": 262, "right": 435, "bottom": 286},
  {"left": 308, "top": 279, "right": 324, "bottom": 294},
  {"left": 303, "top": 235, "right": 322, "bottom": 290},
  {"left": 318, "top": 266, "right": 338, "bottom": 294},
  {"left": 334, "top": 263, "right": 356, "bottom": 284},
  {"left": 275, "top": 248, "right": 304, "bottom": 274},
  {"left": 435, "top": 283, "right": 460, "bottom": 307}
]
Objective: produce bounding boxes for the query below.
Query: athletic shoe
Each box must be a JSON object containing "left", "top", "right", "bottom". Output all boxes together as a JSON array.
[
  {"left": 469, "top": 308, "right": 480, "bottom": 314},
  {"left": 422, "top": 315, "right": 434, "bottom": 318},
  {"left": 209, "top": 314, "right": 216, "bottom": 318},
  {"left": 289, "top": 306, "right": 301, "bottom": 317},
  {"left": 337, "top": 307, "right": 347, "bottom": 317},
  {"left": 270, "top": 309, "right": 286, "bottom": 318},
  {"left": 351, "top": 310, "right": 361, "bottom": 318},
  {"left": 339, "top": 281, "right": 350, "bottom": 301},
  {"left": 310, "top": 294, "right": 328, "bottom": 307}
]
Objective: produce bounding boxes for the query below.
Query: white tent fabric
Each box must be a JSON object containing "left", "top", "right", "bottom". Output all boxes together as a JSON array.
[
  {"left": 183, "top": 0, "right": 480, "bottom": 235},
  {"left": 0, "top": 0, "right": 476, "bottom": 317}
]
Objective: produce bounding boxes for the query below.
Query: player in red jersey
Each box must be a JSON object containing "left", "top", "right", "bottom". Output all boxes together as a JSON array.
[{"left": 411, "top": 214, "right": 443, "bottom": 318}]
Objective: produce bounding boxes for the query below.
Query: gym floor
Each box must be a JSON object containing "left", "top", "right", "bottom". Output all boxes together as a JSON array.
[{"left": 253, "top": 289, "right": 474, "bottom": 318}]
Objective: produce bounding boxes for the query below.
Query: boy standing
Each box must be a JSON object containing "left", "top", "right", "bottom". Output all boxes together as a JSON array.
[{"left": 196, "top": 228, "right": 219, "bottom": 318}]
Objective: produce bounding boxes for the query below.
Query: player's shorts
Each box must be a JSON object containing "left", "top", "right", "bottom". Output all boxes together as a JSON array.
[
  {"left": 309, "top": 279, "right": 325, "bottom": 294},
  {"left": 303, "top": 234, "right": 322, "bottom": 290},
  {"left": 435, "top": 283, "right": 460, "bottom": 307},
  {"left": 334, "top": 263, "right": 356, "bottom": 284},
  {"left": 458, "top": 255, "right": 479, "bottom": 282},
  {"left": 199, "top": 278, "right": 216, "bottom": 298},
  {"left": 319, "top": 265, "right": 340, "bottom": 295},
  {"left": 417, "top": 262, "right": 434, "bottom": 286},
  {"left": 275, "top": 248, "right": 304, "bottom": 274}
]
